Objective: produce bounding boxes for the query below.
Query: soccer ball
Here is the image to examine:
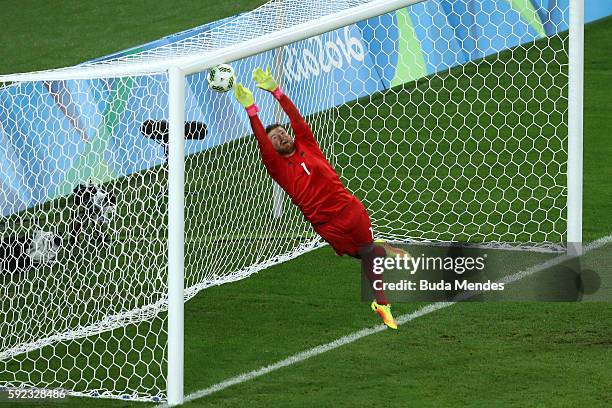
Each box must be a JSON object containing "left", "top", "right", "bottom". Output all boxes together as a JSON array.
[
  {"left": 27, "top": 229, "right": 60, "bottom": 264},
  {"left": 207, "top": 64, "right": 235, "bottom": 93}
]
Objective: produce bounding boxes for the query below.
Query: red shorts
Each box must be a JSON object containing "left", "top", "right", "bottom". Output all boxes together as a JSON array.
[{"left": 313, "top": 196, "right": 374, "bottom": 257}]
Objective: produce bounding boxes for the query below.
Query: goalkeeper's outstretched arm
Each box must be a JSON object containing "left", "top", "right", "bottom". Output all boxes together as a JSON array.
[
  {"left": 252, "top": 67, "right": 319, "bottom": 150},
  {"left": 233, "top": 83, "right": 279, "bottom": 173}
]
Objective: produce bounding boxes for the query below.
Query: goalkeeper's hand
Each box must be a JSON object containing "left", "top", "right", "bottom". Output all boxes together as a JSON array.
[
  {"left": 253, "top": 67, "right": 278, "bottom": 92},
  {"left": 234, "top": 83, "right": 255, "bottom": 108}
]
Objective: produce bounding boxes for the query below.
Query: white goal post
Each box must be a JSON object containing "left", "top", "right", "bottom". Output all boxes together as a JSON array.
[
  {"left": 0, "top": 0, "right": 583, "bottom": 404},
  {"left": 567, "top": 0, "right": 584, "bottom": 257}
]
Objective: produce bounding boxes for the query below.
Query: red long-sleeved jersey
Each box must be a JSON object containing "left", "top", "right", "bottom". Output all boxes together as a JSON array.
[{"left": 248, "top": 92, "right": 354, "bottom": 226}]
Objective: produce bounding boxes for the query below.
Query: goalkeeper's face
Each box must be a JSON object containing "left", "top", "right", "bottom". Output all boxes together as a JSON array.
[{"left": 268, "top": 126, "right": 295, "bottom": 156}]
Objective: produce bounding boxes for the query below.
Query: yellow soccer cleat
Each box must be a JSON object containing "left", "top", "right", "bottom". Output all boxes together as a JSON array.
[{"left": 371, "top": 301, "right": 398, "bottom": 330}]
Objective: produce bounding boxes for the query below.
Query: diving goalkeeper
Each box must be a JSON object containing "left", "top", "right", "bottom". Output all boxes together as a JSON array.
[{"left": 234, "top": 67, "right": 402, "bottom": 329}]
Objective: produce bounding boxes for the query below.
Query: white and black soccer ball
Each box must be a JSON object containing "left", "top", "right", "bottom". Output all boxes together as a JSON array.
[
  {"left": 27, "top": 229, "right": 60, "bottom": 264},
  {"left": 207, "top": 64, "right": 235, "bottom": 93}
]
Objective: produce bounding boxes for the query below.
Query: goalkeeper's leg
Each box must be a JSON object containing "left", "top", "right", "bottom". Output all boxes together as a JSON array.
[
  {"left": 314, "top": 197, "right": 397, "bottom": 329},
  {"left": 357, "top": 243, "right": 398, "bottom": 330},
  {"left": 357, "top": 243, "right": 388, "bottom": 305}
]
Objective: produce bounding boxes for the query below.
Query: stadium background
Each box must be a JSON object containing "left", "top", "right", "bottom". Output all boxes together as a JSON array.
[{"left": 0, "top": 1, "right": 610, "bottom": 407}]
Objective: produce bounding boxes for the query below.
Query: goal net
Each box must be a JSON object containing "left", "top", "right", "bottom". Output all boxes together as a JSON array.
[{"left": 0, "top": 0, "right": 575, "bottom": 402}]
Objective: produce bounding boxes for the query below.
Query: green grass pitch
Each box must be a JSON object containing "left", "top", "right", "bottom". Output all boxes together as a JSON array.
[{"left": 0, "top": 1, "right": 611, "bottom": 407}]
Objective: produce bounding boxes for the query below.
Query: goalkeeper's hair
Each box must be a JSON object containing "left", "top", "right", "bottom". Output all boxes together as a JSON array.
[{"left": 265, "top": 123, "right": 283, "bottom": 134}]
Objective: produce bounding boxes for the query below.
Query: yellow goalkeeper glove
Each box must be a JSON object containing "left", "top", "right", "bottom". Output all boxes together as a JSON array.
[
  {"left": 253, "top": 67, "right": 278, "bottom": 92},
  {"left": 234, "top": 83, "right": 255, "bottom": 108}
]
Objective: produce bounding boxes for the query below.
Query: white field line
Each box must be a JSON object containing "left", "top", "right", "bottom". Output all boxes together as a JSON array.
[{"left": 165, "top": 235, "right": 612, "bottom": 406}]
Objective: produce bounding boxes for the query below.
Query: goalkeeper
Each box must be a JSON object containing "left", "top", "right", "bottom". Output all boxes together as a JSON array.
[{"left": 234, "top": 67, "right": 402, "bottom": 329}]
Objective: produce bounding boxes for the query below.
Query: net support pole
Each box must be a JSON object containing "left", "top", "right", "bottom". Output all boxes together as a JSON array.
[
  {"left": 167, "top": 66, "right": 186, "bottom": 405},
  {"left": 568, "top": 0, "right": 584, "bottom": 256}
]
